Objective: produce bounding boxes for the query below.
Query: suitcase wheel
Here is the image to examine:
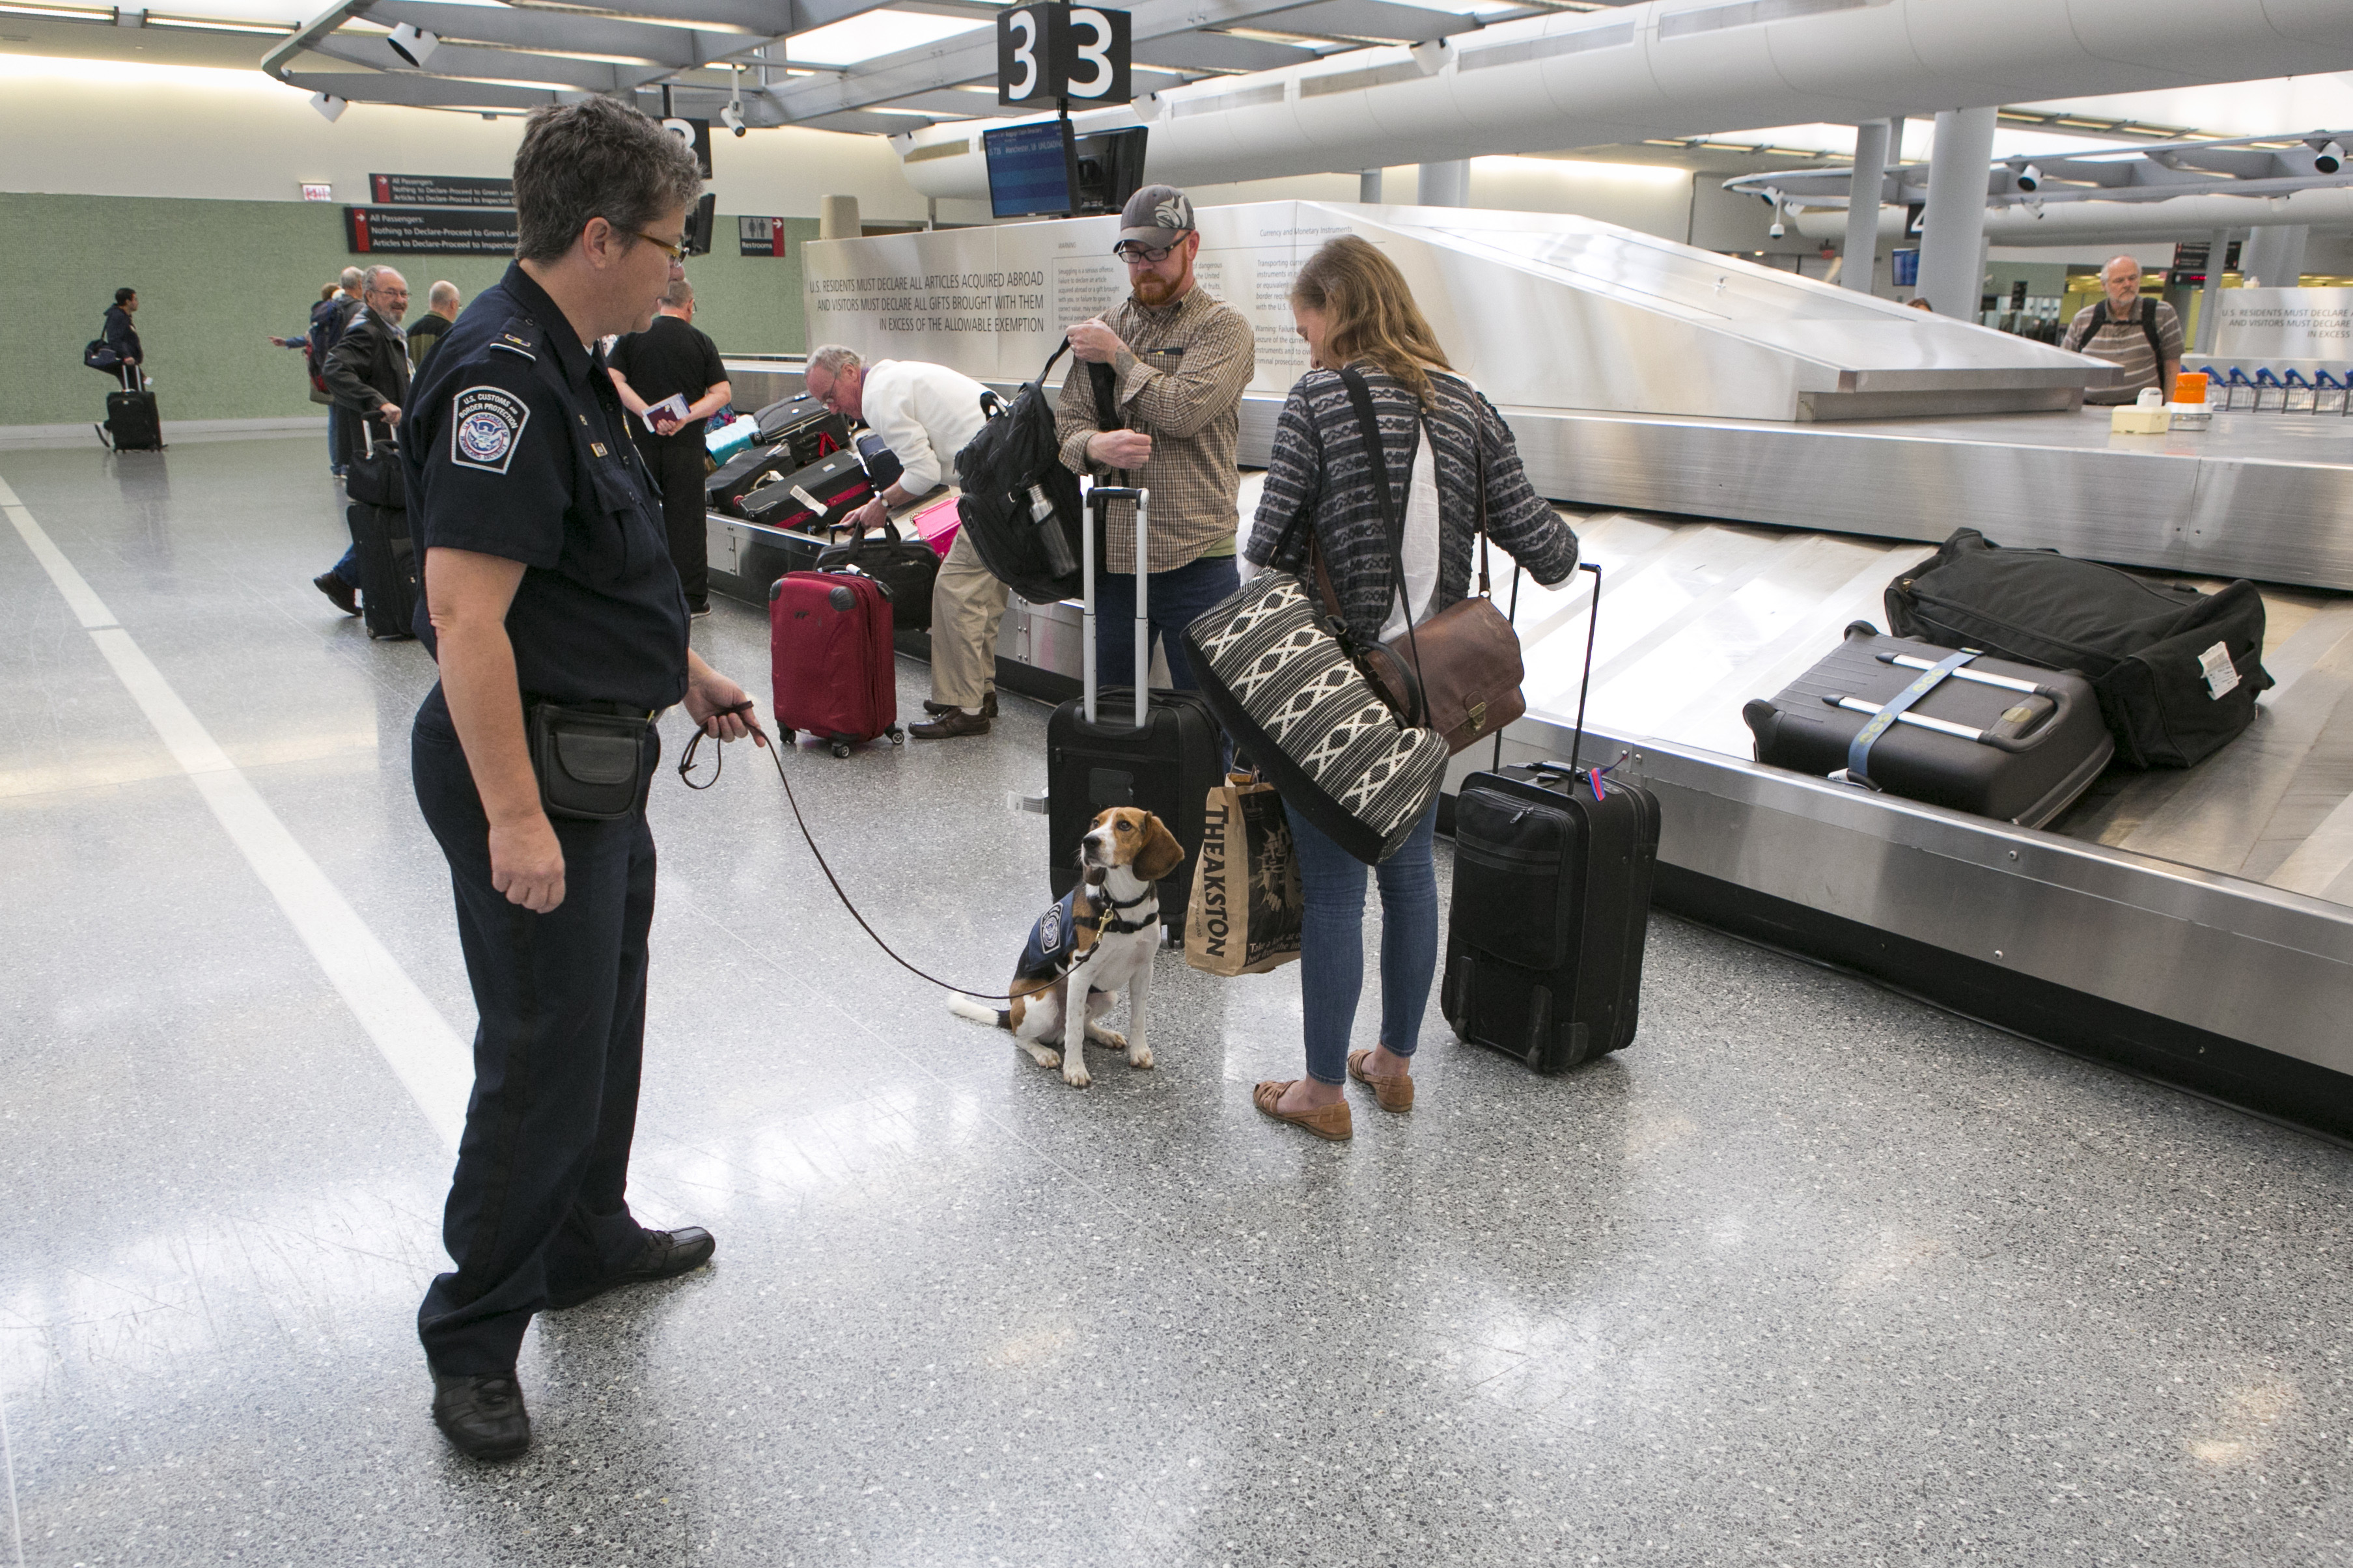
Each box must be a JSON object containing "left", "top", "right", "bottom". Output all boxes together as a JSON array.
[
  {"left": 887, "top": 725, "right": 904, "bottom": 747},
  {"left": 830, "top": 741, "right": 852, "bottom": 759},
  {"left": 778, "top": 728, "right": 796, "bottom": 745}
]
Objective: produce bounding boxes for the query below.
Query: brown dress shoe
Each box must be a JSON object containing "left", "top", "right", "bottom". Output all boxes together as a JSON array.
[
  {"left": 910, "top": 707, "right": 991, "bottom": 739},
  {"left": 922, "top": 693, "right": 998, "bottom": 719}
]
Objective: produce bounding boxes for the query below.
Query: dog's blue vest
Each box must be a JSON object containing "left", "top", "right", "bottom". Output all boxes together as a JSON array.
[{"left": 1014, "top": 885, "right": 1158, "bottom": 983}]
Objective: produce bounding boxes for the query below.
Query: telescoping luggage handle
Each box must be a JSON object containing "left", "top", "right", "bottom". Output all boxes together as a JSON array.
[
  {"left": 1081, "top": 485, "right": 1150, "bottom": 734},
  {"left": 1826, "top": 623, "right": 2080, "bottom": 790}
]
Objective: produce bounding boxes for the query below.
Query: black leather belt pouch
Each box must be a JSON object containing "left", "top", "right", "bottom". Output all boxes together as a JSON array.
[{"left": 528, "top": 702, "right": 652, "bottom": 820}]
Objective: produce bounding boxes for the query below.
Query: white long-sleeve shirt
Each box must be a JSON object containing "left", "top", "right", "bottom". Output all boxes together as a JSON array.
[{"left": 859, "top": 359, "right": 992, "bottom": 496}]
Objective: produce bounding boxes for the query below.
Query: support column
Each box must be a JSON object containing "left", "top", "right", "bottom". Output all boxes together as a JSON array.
[
  {"left": 1841, "top": 118, "right": 1893, "bottom": 293},
  {"left": 2241, "top": 224, "right": 2311, "bottom": 288},
  {"left": 1359, "top": 169, "right": 1384, "bottom": 204},
  {"left": 818, "top": 195, "right": 860, "bottom": 240},
  {"left": 1915, "top": 105, "right": 1997, "bottom": 319},
  {"left": 1417, "top": 159, "right": 1468, "bottom": 208},
  {"left": 2195, "top": 227, "right": 2231, "bottom": 354}
]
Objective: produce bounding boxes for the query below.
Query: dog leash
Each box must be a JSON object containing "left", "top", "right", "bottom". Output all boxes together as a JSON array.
[{"left": 678, "top": 701, "right": 1112, "bottom": 1004}]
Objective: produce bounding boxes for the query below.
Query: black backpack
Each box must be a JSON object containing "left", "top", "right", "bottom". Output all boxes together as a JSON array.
[
  {"left": 2082, "top": 296, "right": 2166, "bottom": 378},
  {"left": 1885, "top": 529, "right": 2272, "bottom": 769},
  {"left": 950, "top": 341, "right": 1089, "bottom": 605}
]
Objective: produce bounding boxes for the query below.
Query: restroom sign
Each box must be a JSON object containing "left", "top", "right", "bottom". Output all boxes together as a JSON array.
[
  {"left": 738, "top": 215, "right": 789, "bottom": 257},
  {"left": 997, "top": 3, "right": 1130, "bottom": 107}
]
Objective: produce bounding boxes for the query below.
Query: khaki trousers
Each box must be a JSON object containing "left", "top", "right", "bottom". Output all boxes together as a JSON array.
[{"left": 930, "top": 529, "right": 1010, "bottom": 710}]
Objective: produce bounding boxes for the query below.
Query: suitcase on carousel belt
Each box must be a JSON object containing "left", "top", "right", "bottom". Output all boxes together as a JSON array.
[
  {"left": 754, "top": 394, "right": 852, "bottom": 467},
  {"left": 102, "top": 365, "right": 163, "bottom": 451},
  {"left": 1742, "top": 622, "right": 2113, "bottom": 828},
  {"left": 1441, "top": 562, "right": 1660, "bottom": 1074},
  {"left": 739, "top": 450, "right": 874, "bottom": 532},
  {"left": 707, "top": 441, "right": 793, "bottom": 517},
  {"left": 768, "top": 568, "right": 902, "bottom": 758},
  {"left": 1046, "top": 487, "right": 1223, "bottom": 939}
]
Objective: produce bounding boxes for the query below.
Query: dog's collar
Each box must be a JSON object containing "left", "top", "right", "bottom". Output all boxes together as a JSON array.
[{"left": 1076, "top": 884, "right": 1158, "bottom": 939}]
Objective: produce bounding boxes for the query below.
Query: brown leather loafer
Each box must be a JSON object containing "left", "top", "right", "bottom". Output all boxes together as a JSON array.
[
  {"left": 1347, "top": 1049, "right": 1413, "bottom": 1112},
  {"left": 922, "top": 693, "right": 997, "bottom": 719},
  {"left": 910, "top": 708, "right": 991, "bottom": 739},
  {"left": 1253, "top": 1080, "right": 1352, "bottom": 1140}
]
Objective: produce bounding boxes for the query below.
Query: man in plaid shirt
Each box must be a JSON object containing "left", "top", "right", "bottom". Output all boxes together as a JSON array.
[{"left": 1056, "top": 184, "right": 1255, "bottom": 691}]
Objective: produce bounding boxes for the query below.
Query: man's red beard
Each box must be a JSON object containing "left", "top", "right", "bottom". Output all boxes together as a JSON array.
[{"left": 1134, "top": 272, "right": 1178, "bottom": 307}]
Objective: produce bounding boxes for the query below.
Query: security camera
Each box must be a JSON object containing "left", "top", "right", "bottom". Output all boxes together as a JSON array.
[
  {"left": 2317, "top": 140, "right": 2346, "bottom": 175},
  {"left": 385, "top": 21, "right": 437, "bottom": 68},
  {"left": 2015, "top": 163, "right": 2042, "bottom": 192},
  {"left": 721, "top": 102, "right": 745, "bottom": 137},
  {"left": 1768, "top": 215, "right": 1785, "bottom": 239},
  {"left": 309, "top": 90, "right": 347, "bottom": 122}
]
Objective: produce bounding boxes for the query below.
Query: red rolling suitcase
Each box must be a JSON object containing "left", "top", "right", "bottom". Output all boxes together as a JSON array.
[{"left": 768, "top": 569, "right": 904, "bottom": 757}]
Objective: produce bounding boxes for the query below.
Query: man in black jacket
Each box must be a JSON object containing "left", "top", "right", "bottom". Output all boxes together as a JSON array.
[
  {"left": 101, "top": 287, "right": 143, "bottom": 377},
  {"left": 312, "top": 266, "right": 411, "bottom": 615}
]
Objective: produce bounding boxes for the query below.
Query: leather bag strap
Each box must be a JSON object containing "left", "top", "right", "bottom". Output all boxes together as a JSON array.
[{"left": 1338, "top": 367, "right": 1430, "bottom": 724}]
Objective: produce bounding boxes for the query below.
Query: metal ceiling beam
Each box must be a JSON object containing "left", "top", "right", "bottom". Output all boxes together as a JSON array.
[
  {"left": 1241, "top": 0, "right": 1481, "bottom": 44},
  {"left": 279, "top": 66, "right": 563, "bottom": 109},
  {"left": 759, "top": 0, "right": 1314, "bottom": 122},
  {"left": 1131, "top": 29, "right": 1319, "bottom": 72},
  {"left": 310, "top": 34, "right": 641, "bottom": 89},
  {"left": 367, "top": 0, "right": 740, "bottom": 68}
]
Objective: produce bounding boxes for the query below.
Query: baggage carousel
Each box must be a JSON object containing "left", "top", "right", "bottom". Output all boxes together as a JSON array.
[{"left": 714, "top": 359, "right": 2353, "bottom": 1136}]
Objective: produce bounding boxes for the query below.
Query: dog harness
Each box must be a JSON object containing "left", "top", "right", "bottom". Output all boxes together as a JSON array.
[{"left": 1015, "top": 885, "right": 1158, "bottom": 982}]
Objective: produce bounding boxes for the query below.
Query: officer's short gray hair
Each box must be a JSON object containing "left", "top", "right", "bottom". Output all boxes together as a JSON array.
[
  {"left": 807, "top": 344, "right": 861, "bottom": 381},
  {"left": 512, "top": 96, "right": 703, "bottom": 266}
]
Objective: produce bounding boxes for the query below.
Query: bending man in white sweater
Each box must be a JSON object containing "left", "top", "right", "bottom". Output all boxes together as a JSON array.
[{"left": 804, "top": 345, "right": 1001, "bottom": 739}]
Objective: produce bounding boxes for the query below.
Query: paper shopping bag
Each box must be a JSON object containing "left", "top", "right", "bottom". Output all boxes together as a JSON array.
[{"left": 1186, "top": 774, "right": 1303, "bottom": 976}]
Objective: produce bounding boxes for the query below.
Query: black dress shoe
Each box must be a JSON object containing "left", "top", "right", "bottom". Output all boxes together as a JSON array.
[
  {"left": 545, "top": 1226, "right": 716, "bottom": 1310},
  {"left": 431, "top": 1370, "right": 531, "bottom": 1461},
  {"left": 910, "top": 708, "right": 991, "bottom": 739},
  {"left": 313, "top": 572, "right": 359, "bottom": 616},
  {"left": 922, "top": 693, "right": 997, "bottom": 719}
]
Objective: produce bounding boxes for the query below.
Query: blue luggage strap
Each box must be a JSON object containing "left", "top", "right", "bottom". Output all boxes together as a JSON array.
[{"left": 1846, "top": 650, "right": 1975, "bottom": 787}]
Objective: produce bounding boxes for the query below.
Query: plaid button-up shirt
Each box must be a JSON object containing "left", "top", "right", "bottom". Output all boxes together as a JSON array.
[{"left": 1055, "top": 282, "right": 1255, "bottom": 575}]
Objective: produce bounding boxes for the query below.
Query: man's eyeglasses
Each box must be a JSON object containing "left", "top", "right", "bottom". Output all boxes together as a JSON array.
[
  {"left": 1114, "top": 240, "right": 1177, "bottom": 264},
  {"left": 634, "top": 230, "right": 689, "bottom": 264}
]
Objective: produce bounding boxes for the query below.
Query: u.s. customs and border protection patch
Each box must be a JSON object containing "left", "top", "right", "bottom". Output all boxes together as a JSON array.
[{"left": 451, "top": 386, "right": 530, "bottom": 475}]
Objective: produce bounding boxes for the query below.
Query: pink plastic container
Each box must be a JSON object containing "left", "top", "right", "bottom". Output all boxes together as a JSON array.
[{"left": 912, "top": 495, "right": 962, "bottom": 558}]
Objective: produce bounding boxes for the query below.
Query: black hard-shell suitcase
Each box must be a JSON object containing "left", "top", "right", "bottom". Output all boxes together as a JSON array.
[
  {"left": 1046, "top": 488, "right": 1223, "bottom": 939},
  {"left": 102, "top": 364, "right": 163, "bottom": 451},
  {"left": 349, "top": 500, "right": 418, "bottom": 640},
  {"left": 740, "top": 450, "right": 874, "bottom": 532},
  {"left": 708, "top": 441, "right": 792, "bottom": 516},
  {"left": 1743, "top": 624, "right": 2113, "bottom": 827},
  {"left": 1885, "top": 529, "right": 2272, "bottom": 769},
  {"left": 1441, "top": 562, "right": 1659, "bottom": 1073},
  {"left": 754, "top": 394, "right": 851, "bottom": 466}
]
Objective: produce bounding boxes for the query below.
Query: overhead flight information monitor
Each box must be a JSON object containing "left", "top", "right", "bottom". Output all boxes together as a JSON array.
[{"left": 983, "top": 120, "right": 1078, "bottom": 219}]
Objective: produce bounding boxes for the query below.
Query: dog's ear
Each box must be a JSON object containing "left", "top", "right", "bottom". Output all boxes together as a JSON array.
[{"left": 1134, "top": 815, "right": 1186, "bottom": 883}]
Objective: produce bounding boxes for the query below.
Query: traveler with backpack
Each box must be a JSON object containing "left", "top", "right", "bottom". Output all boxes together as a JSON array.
[
  {"left": 309, "top": 269, "right": 365, "bottom": 477},
  {"left": 2062, "top": 256, "right": 2182, "bottom": 405},
  {"left": 1053, "top": 185, "right": 1254, "bottom": 693}
]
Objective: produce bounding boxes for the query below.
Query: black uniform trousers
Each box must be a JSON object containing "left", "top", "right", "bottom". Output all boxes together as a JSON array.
[
  {"left": 634, "top": 430, "right": 709, "bottom": 610},
  {"left": 410, "top": 684, "right": 660, "bottom": 1374}
]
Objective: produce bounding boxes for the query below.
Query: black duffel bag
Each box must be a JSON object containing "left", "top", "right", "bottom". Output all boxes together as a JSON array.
[
  {"left": 1885, "top": 529, "right": 2272, "bottom": 769},
  {"left": 949, "top": 342, "right": 1085, "bottom": 605},
  {"left": 816, "top": 513, "right": 938, "bottom": 631}
]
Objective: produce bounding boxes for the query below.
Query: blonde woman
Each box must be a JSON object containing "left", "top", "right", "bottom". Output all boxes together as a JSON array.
[{"left": 1242, "top": 235, "right": 1580, "bottom": 1140}]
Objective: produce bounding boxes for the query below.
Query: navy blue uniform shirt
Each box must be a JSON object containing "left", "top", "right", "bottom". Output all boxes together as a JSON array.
[{"left": 402, "top": 262, "right": 689, "bottom": 711}]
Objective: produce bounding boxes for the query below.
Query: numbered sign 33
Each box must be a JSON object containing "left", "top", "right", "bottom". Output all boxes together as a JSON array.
[{"left": 997, "top": 3, "right": 1130, "bottom": 107}]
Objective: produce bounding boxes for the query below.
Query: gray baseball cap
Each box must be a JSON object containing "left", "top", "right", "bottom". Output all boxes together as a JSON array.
[{"left": 1117, "top": 184, "right": 1195, "bottom": 248}]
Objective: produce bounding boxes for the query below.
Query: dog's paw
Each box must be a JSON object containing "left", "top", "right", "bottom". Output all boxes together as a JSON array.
[
  {"left": 1063, "top": 1062, "right": 1093, "bottom": 1088},
  {"left": 1089, "top": 1026, "right": 1128, "bottom": 1052},
  {"left": 1025, "top": 1045, "right": 1062, "bottom": 1069},
  {"left": 1127, "top": 1047, "right": 1154, "bottom": 1070}
]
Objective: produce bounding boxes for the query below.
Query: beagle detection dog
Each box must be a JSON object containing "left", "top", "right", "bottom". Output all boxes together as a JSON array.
[{"left": 949, "top": 806, "right": 1184, "bottom": 1088}]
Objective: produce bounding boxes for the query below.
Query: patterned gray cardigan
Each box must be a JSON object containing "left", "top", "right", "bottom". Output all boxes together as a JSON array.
[{"left": 1242, "top": 365, "right": 1580, "bottom": 645}]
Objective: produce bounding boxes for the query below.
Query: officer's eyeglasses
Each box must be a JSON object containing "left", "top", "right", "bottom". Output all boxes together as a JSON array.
[
  {"left": 1114, "top": 240, "right": 1177, "bottom": 264},
  {"left": 633, "top": 229, "right": 689, "bottom": 265}
]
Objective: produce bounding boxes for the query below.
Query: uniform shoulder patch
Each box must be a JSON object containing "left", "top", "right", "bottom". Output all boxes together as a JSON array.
[{"left": 451, "top": 385, "right": 531, "bottom": 475}]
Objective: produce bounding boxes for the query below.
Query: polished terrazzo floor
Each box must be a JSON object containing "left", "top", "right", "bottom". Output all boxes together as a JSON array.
[{"left": 5, "top": 436, "right": 2352, "bottom": 1567}]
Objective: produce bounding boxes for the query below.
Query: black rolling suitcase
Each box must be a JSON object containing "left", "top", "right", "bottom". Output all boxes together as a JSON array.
[
  {"left": 740, "top": 450, "right": 874, "bottom": 532},
  {"left": 1743, "top": 622, "right": 2112, "bottom": 827},
  {"left": 1046, "top": 487, "right": 1223, "bottom": 940},
  {"left": 346, "top": 424, "right": 417, "bottom": 640},
  {"left": 1443, "top": 562, "right": 1660, "bottom": 1073},
  {"left": 100, "top": 364, "right": 163, "bottom": 451},
  {"left": 708, "top": 441, "right": 792, "bottom": 517},
  {"left": 753, "top": 394, "right": 852, "bottom": 466}
]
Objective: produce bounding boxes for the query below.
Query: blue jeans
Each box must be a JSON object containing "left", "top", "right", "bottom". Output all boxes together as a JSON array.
[
  {"left": 326, "top": 402, "right": 342, "bottom": 474},
  {"left": 1283, "top": 797, "right": 1441, "bottom": 1086},
  {"left": 1093, "top": 552, "right": 1239, "bottom": 693}
]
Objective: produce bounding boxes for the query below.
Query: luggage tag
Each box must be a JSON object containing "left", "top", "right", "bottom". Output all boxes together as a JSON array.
[{"left": 2198, "top": 641, "right": 2240, "bottom": 700}]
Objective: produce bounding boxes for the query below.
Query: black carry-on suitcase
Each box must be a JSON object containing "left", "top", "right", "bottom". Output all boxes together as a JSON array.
[
  {"left": 708, "top": 441, "right": 800, "bottom": 517},
  {"left": 100, "top": 364, "right": 163, "bottom": 451},
  {"left": 1442, "top": 562, "right": 1660, "bottom": 1073},
  {"left": 753, "top": 394, "right": 852, "bottom": 466},
  {"left": 1046, "top": 486, "right": 1223, "bottom": 940},
  {"left": 347, "top": 423, "right": 418, "bottom": 640},
  {"left": 1743, "top": 622, "right": 2112, "bottom": 827},
  {"left": 739, "top": 450, "right": 874, "bottom": 531}
]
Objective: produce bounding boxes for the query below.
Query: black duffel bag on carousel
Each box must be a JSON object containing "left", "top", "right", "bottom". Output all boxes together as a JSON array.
[{"left": 1884, "top": 528, "right": 2273, "bottom": 769}]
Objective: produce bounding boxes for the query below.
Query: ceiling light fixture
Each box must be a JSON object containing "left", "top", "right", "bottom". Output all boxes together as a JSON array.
[
  {"left": 309, "top": 89, "right": 346, "bottom": 120},
  {"left": 385, "top": 20, "right": 436, "bottom": 67},
  {"left": 2316, "top": 139, "right": 2345, "bottom": 175}
]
